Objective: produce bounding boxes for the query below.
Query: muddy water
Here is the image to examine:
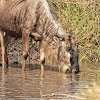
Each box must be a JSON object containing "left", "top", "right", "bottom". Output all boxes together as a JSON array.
[{"left": 0, "top": 64, "right": 99, "bottom": 100}]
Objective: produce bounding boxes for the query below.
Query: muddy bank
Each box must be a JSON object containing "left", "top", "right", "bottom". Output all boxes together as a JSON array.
[
  {"left": 0, "top": 37, "right": 40, "bottom": 65},
  {"left": 0, "top": 37, "right": 60, "bottom": 71},
  {"left": 0, "top": 37, "right": 62, "bottom": 73}
]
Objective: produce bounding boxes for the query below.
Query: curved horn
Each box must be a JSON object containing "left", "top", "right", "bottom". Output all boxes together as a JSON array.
[
  {"left": 58, "top": 34, "right": 68, "bottom": 40},
  {"left": 69, "top": 29, "right": 75, "bottom": 38},
  {"left": 54, "top": 34, "right": 69, "bottom": 41},
  {"left": 69, "top": 29, "right": 73, "bottom": 36},
  {"left": 54, "top": 26, "right": 69, "bottom": 40}
]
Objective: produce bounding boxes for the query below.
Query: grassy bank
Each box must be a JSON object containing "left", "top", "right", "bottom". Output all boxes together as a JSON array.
[{"left": 49, "top": 0, "right": 100, "bottom": 63}]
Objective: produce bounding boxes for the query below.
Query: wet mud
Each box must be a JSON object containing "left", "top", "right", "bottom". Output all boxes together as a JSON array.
[{"left": 0, "top": 37, "right": 40, "bottom": 65}]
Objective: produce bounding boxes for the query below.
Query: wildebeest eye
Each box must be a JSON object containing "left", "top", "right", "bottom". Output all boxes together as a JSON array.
[{"left": 66, "top": 47, "right": 71, "bottom": 52}]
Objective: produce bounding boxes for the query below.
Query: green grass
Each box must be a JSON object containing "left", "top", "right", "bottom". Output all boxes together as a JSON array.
[{"left": 49, "top": 0, "right": 100, "bottom": 63}]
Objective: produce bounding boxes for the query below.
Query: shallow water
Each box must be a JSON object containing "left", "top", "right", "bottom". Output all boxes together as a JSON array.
[{"left": 0, "top": 63, "right": 99, "bottom": 100}]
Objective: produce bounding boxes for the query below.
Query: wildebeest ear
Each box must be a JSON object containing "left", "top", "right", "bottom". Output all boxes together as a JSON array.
[
  {"left": 52, "top": 36, "right": 60, "bottom": 43},
  {"left": 30, "top": 32, "right": 42, "bottom": 41}
]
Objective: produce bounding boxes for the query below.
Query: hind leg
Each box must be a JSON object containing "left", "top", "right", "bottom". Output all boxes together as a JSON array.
[
  {"left": 0, "top": 29, "right": 6, "bottom": 69},
  {"left": 22, "top": 28, "right": 30, "bottom": 71},
  {"left": 0, "top": 30, "right": 11, "bottom": 68},
  {"left": 4, "top": 35, "right": 12, "bottom": 68}
]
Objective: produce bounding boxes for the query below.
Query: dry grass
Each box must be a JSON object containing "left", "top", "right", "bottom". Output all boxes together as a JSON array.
[
  {"left": 49, "top": 0, "right": 100, "bottom": 63},
  {"left": 82, "top": 83, "right": 100, "bottom": 100}
]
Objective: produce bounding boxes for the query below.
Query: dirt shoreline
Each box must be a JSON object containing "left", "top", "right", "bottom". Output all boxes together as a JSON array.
[{"left": 0, "top": 37, "right": 40, "bottom": 65}]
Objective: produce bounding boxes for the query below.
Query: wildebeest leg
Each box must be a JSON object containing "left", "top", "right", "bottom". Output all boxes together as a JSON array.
[
  {"left": 22, "top": 28, "right": 30, "bottom": 71},
  {"left": 0, "top": 30, "right": 5, "bottom": 69},
  {"left": 4, "top": 35, "right": 12, "bottom": 68},
  {"left": 40, "top": 48, "right": 45, "bottom": 74}
]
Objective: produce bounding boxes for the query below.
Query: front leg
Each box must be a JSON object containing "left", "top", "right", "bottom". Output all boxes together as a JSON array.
[
  {"left": 40, "top": 48, "right": 45, "bottom": 74},
  {"left": 22, "top": 28, "right": 30, "bottom": 71}
]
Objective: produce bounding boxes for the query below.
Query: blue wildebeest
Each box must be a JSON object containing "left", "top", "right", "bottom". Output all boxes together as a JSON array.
[{"left": 0, "top": 0, "right": 79, "bottom": 73}]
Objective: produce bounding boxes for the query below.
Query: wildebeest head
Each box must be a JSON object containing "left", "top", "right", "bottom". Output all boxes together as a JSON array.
[
  {"left": 57, "top": 37, "right": 71, "bottom": 73},
  {"left": 55, "top": 30, "right": 79, "bottom": 73},
  {"left": 52, "top": 34, "right": 71, "bottom": 73}
]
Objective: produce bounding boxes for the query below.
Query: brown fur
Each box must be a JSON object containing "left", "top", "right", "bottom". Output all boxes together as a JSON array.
[{"left": 40, "top": 37, "right": 71, "bottom": 73}]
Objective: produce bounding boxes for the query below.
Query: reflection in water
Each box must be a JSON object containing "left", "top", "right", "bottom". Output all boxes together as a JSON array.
[
  {"left": 0, "top": 69, "right": 5, "bottom": 99},
  {"left": 0, "top": 64, "right": 99, "bottom": 99}
]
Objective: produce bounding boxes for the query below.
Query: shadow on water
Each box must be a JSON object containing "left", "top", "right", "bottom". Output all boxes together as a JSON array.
[{"left": 0, "top": 63, "right": 99, "bottom": 99}]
